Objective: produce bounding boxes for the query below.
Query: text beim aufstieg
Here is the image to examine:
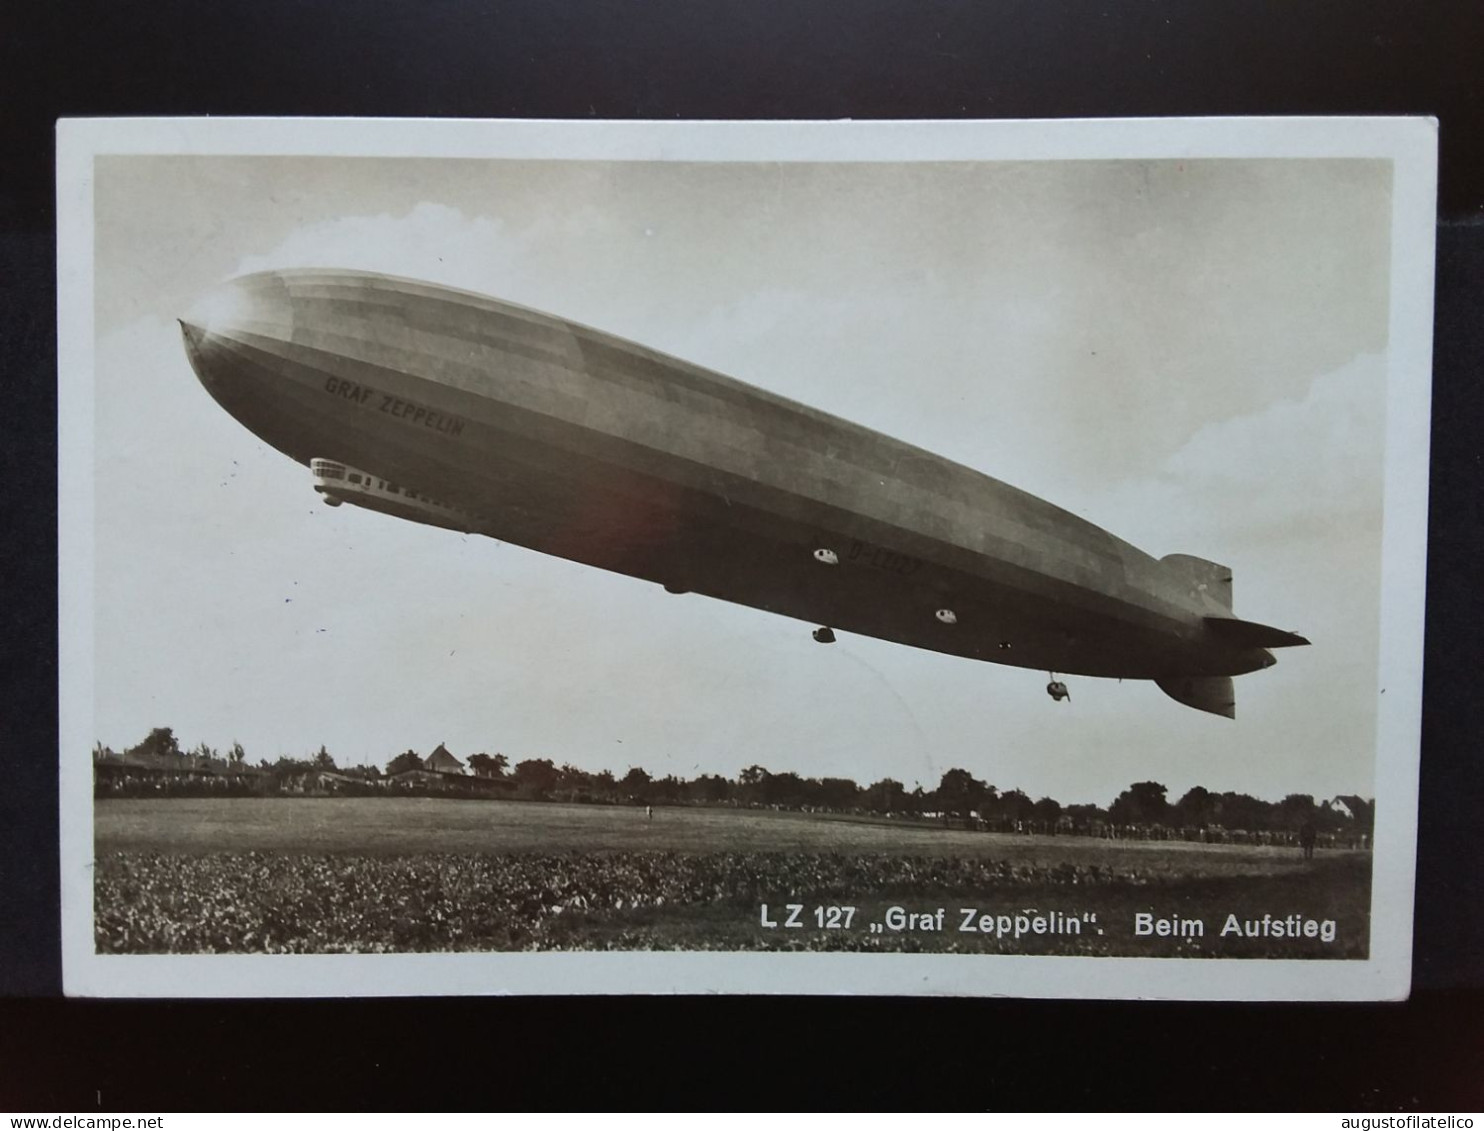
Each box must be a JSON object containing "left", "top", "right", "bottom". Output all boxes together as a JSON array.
[{"left": 1135, "top": 911, "right": 1338, "bottom": 942}]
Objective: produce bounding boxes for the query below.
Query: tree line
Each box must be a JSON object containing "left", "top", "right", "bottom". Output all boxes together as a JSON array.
[{"left": 97, "top": 726, "right": 1374, "bottom": 835}]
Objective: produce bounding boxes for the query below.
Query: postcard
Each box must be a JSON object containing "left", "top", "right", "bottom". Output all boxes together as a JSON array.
[{"left": 57, "top": 116, "right": 1436, "bottom": 998}]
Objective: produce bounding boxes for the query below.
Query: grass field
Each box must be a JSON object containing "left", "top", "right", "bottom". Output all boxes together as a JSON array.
[{"left": 93, "top": 797, "right": 1372, "bottom": 957}]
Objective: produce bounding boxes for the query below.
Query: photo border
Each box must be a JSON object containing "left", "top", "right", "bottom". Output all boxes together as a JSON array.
[{"left": 57, "top": 116, "right": 1437, "bottom": 999}]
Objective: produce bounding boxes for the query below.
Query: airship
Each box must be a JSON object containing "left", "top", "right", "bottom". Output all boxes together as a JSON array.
[{"left": 179, "top": 268, "right": 1307, "bottom": 717}]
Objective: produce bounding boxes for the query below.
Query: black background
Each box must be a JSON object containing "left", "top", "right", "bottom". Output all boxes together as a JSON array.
[{"left": 2, "top": 0, "right": 1482, "bottom": 1110}]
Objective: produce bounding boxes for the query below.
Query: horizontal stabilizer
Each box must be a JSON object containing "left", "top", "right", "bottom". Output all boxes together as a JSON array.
[
  {"left": 1156, "top": 675, "right": 1236, "bottom": 719},
  {"left": 1204, "top": 616, "right": 1310, "bottom": 649}
]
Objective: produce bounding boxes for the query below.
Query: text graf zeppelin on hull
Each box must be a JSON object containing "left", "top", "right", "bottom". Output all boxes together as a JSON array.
[{"left": 179, "top": 269, "right": 1308, "bottom": 718}]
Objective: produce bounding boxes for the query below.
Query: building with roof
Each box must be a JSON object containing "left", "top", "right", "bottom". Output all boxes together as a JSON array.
[{"left": 423, "top": 742, "right": 465, "bottom": 775}]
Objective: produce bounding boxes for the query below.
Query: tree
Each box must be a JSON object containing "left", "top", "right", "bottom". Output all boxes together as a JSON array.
[
  {"left": 467, "top": 752, "right": 510, "bottom": 778},
  {"left": 313, "top": 744, "right": 336, "bottom": 771},
  {"left": 558, "top": 763, "right": 595, "bottom": 795},
  {"left": 1109, "top": 781, "right": 1170, "bottom": 826},
  {"left": 737, "top": 765, "right": 770, "bottom": 806},
  {"left": 1000, "top": 788, "right": 1035, "bottom": 825},
  {"left": 1278, "top": 793, "right": 1317, "bottom": 829},
  {"left": 514, "top": 758, "right": 560, "bottom": 796},
  {"left": 229, "top": 741, "right": 246, "bottom": 766},
  {"left": 1333, "top": 795, "right": 1375, "bottom": 837},
  {"left": 620, "top": 766, "right": 652, "bottom": 800},
  {"left": 1064, "top": 803, "right": 1105, "bottom": 833},
  {"left": 1032, "top": 796, "right": 1063, "bottom": 830},
  {"left": 761, "top": 771, "right": 807, "bottom": 808},
  {"left": 816, "top": 777, "right": 860, "bottom": 811},
  {"left": 268, "top": 754, "right": 316, "bottom": 776},
  {"left": 386, "top": 750, "right": 423, "bottom": 776},
  {"left": 1173, "top": 785, "right": 1215, "bottom": 828},
  {"left": 467, "top": 753, "right": 498, "bottom": 778},
  {"left": 129, "top": 726, "right": 181, "bottom": 760},
  {"left": 693, "top": 774, "right": 732, "bottom": 803},
  {"left": 1214, "top": 790, "right": 1268, "bottom": 832},
  {"left": 863, "top": 777, "right": 905, "bottom": 813},
  {"left": 935, "top": 768, "right": 988, "bottom": 817}
]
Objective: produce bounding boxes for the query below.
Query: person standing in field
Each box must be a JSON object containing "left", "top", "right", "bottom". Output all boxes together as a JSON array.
[
  {"left": 646, "top": 804, "right": 653, "bottom": 821},
  {"left": 1299, "top": 818, "right": 1317, "bottom": 860}
]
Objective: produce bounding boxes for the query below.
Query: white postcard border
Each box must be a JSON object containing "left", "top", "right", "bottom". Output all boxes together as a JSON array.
[{"left": 57, "top": 115, "right": 1437, "bottom": 999}]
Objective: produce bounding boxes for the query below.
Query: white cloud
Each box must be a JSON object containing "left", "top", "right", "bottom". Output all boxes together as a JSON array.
[{"left": 1071, "top": 351, "right": 1386, "bottom": 560}]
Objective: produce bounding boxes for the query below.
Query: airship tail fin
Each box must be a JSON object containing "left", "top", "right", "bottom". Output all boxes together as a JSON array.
[
  {"left": 1160, "top": 553, "right": 1233, "bottom": 610},
  {"left": 1156, "top": 675, "right": 1236, "bottom": 719}
]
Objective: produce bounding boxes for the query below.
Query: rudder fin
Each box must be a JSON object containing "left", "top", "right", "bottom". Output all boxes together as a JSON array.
[
  {"left": 1161, "top": 553, "right": 1233, "bottom": 612},
  {"left": 1156, "top": 675, "right": 1236, "bottom": 719}
]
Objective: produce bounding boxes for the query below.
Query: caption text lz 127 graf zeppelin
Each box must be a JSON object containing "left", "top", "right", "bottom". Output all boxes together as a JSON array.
[{"left": 758, "top": 905, "right": 1341, "bottom": 943}]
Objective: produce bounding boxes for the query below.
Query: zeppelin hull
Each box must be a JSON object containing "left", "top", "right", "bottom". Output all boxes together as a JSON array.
[{"left": 180, "top": 269, "right": 1293, "bottom": 690}]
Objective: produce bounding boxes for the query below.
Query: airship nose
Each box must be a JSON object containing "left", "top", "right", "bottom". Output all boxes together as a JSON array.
[
  {"left": 182, "top": 271, "right": 297, "bottom": 340},
  {"left": 179, "top": 272, "right": 297, "bottom": 399},
  {"left": 179, "top": 271, "right": 316, "bottom": 462}
]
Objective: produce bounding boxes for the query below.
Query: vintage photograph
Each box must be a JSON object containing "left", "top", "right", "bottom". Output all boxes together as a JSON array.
[{"left": 57, "top": 118, "right": 1435, "bottom": 998}]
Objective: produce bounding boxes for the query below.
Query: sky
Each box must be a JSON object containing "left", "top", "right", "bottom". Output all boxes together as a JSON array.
[{"left": 89, "top": 152, "right": 1394, "bottom": 805}]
